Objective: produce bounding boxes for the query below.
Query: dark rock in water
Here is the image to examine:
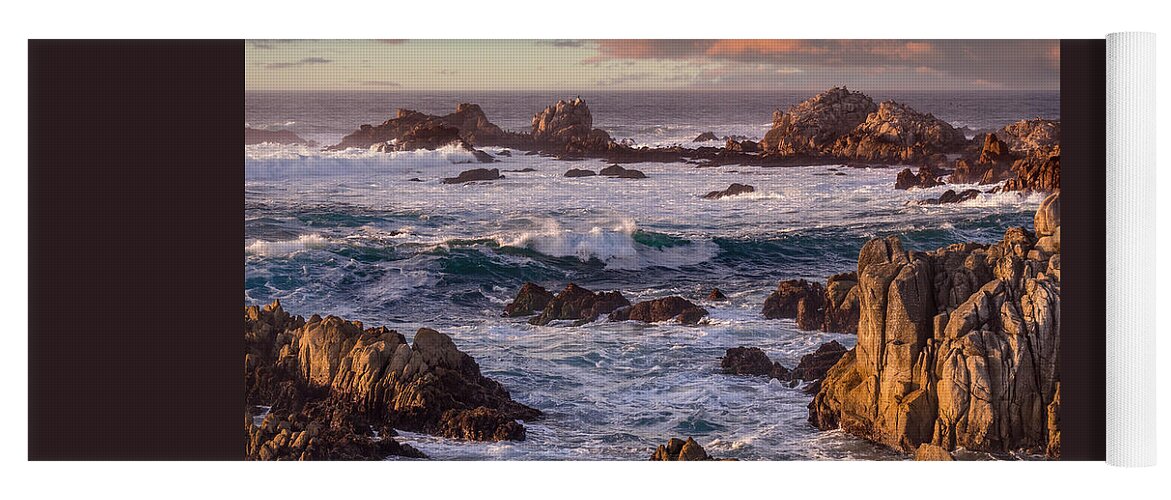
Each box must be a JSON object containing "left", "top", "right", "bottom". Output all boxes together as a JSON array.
[
  {"left": 707, "top": 288, "right": 728, "bottom": 301},
  {"left": 407, "top": 178, "right": 423, "bottom": 182},
  {"left": 921, "top": 189, "right": 981, "bottom": 205},
  {"left": 245, "top": 127, "right": 316, "bottom": 146},
  {"left": 470, "top": 149, "right": 496, "bottom": 163},
  {"left": 725, "top": 138, "right": 759, "bottom": 153},
  {"left": 895, "top": 167, "right": 944, "bottom": 190},
  {"left": 564, "top": 168, "right": 597, "bottom": 177},
  {"left": 702, "top": 183, "right": 756, "bottom": 199},
  {"left": 721, "top": 346, "right": 791, "bottom": 380},
  {"left": 599, "top": 164, "right": 646, "bottom": 179},
  {"left": 508, "top": 167, "right": 537, "bottom": 173},
  {"left": 790, "top": 340, "right": 848, "bottom": 382},
  {"left": 650, "top": 437, "right": 715, "bottom": 461},
  {"left": 529, "top": 283, "right": 631, "bottom": 326},
  {"left": 245, "top": 301, "right": 541, "bottom": 456},
  {"left": 761, "top": 279, "right": 825, "bottom": 324},
  {"left": 608, "top": 296, "right": 708, "bottom": 324},
  {"left": 693, "top": 131, "right": 719, "bottom": 142},
  {"left": 497, "top": 149, "right": 512, "bottom": 156},
  {"left": 438, "top": 406, "right": 526, "bottom": 441},
  {"left": 442, "top": 168, "right": 504, "bottom": 184},
  {"left": 503, "top": 282, "right": 555, "bottom": 317},
  {"left": 524, "top": 150, "right": 540, "bottom": 156}
]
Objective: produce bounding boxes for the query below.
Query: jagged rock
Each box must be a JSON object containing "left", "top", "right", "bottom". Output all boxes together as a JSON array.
[
  {"left": 725, "top": 138, "right": 759, "bottom": 153},
  {"left": 895, "top": 167, "right": 944, "bottom": 190},
  {"left": 531, "top": 97, "right": 615, "bottom": 152},
  {"left": 246, "top": 401, "right": 427, "bottom": 461},
  {"left": 721, "top": 347, "right": 791, "bottom": 380},
  {"left": 830, "top": 101, "right": 966, "bottom": 162},
  {"left": 650, "top": 437, "right": 714, "bottom": 461},
  {"left": 762, "top": 279, "right": 826, "bottom": 328},
  {"left": 977, "top": 133, "right": 1013, "bottom": 165},
  {"left": 914, "top": 444, "right": 955, "bottom": 461},
  {"left": 442, "top": 168, "right": 504, "bottom": 184},
  {"left": 707, "top": 288, "right": 728, "bottom": 301},
  {"left": 1002, "top": 145, "right": 1060, "bottom": 192},
  {"left": 1035, "top": 192, "right": 1060, "bottom": 237},
  {"left": 246, "top": 127, "right": 316, "bottom": 146},
  {"left": 823, "top": 272, "right": 860, "bottom": 334},
  {"left": 809, "top": 195, "right": 1061, "bottom": 457},
  {"left": 702, "top": 183, "right": 755, "bottom": 199},
  {"left": 761, "top": 87, "right": 878, "bottom": 155},
  {"left": 997, "top": 119, "right": 1060, "bottom": 152},
  {"left": 951, "top": 134, "right": 1016, "bottom": 184},
  {"left": 333, "top": 103, "right": 524, "bottom": 150},
  {"left": 245, "top": 301, "right": 541, "bottom": 452},
  {"left": 563, "top": 168, "right": 597, "bottom": 177},
  {"left": 790, "top": 341, "right": 848, "bottom": 382},
  {"left": 608, "top": 296, "right": 708, "bottom": 324},
  {"left": 920, "top": 189, "right": 981, "bottom": 205},
  {"left": 529, "top": 283, "right": 631, "bottom": 326},
  {"left": 693, "top": 132, "right": 719, "bottom": 142},
  {"left": 598, "top": 164, "right": 647, "bottom": 179},
  {"left": 503, "top": 282, "right": 555, "bottom": 317}
]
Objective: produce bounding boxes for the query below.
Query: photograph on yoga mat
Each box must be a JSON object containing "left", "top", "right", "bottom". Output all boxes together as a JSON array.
[{"left": 244, "top": 39, "right": 1063, "bottom": 461}]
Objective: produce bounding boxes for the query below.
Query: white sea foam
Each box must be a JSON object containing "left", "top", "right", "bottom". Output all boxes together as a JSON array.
[{"left": 246, "top": 234, "right": 330, "bottom": 257}]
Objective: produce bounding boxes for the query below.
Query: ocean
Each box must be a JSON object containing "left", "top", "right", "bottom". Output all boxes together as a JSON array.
[{"left": 245, "top": 90, "right": 1058, "bottom": 460}]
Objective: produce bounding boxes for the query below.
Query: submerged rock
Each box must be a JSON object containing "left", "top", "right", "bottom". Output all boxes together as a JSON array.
[
  {"left": 442, "top": 168, "right": 504, "bottom": 184},
  {"left": 598, "top": 164, "right": 647, "bottom": 179},
  {"left": 563, "top": 168, "right": 597, "bottom": 177},
  {"left": 245, "top": 301, "right": 541, "bottom": 456},
  {"left": 529, "top": 283, "right": 631, "bottom": 326},
  {"left": 503, "top": 282, "right": 555, "bottom": 317},
  {"left": 720, "top": 346, "right": 791, "bottom": 380},
  {"left": 608, "top": 296, "right": 708, "bottom": 324},
  {"left": 650, "top": 437, "right": 714, "bottom": 461},
  {"left": 702, "top": 183, "right": 755, "bottom": 199},
  {"left": 809, "top": 193, "right": 1062, "bottom": 457}
]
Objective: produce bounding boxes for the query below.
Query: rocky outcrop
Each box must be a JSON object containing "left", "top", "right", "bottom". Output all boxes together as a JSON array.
[
  {"left": 1002, "top": 145, "right": 1060, "bottom": 192},
  {"left": 531, "top": 97, "right": 616, "bottom": 153},
  {"left": 529, "top": 283, "right": 631, "bottom": 326},
  {"left": 245, "top": 301, "right": 541, "bottom": 457},
  {"left": 895, "top": 167, "right": 944, "bottom": 190},
  {"left": 761, "top": 87, "right": 878, "bottom": 155},
  {"left": 333, "top": 104, "right": 524, "bottom": 150},
  {"left": 608, "top": 296, "right": 708, "bottom": 325},
  {"left": 563, "top": 168, "right": 597, "bottom": 177},
  {"left": 809, "top": 193, "right": 1061, "bottom": 457},
  {"left": 503, "top": 282, "right": 555, "bottom": 317},
  {"left": 762, "top": 279, "right": 824, "bottom": 321},
  {"left": 707, "top": 288, "right": 728, "bottom": 301},
  {"left": 762, "top": 277, "right": 860, "bottom": 334},
  {"left": 650, "top": 437, "right": 715, "bottom": 461},
  {"left": 246, "top": 127, "right": 315, "bottom": 146},
  {"left": 702, "top": 183, "right": 755, "bottom": 200},
  {"left": 693, "top": 132, "right": 719, "bottom": 142},
  {"left": 997, "top": 119, "right": 1060, "bottom": 152},
  {"left": 951, "top": 134, "right": 1016, "bottom": 184},
  {"left": 918, "top": 189, "right": 982, "bottom": 205},
  {"left": 442, "top": 168, "right": 504, "bottom": 184},
  {"left": 823, "top": 272, "right": 861, "bottom": 334},
  {"left": 721, "top": 347, "right": 790, "bottom": 380},
  {"left": 598, "top": 164, "right": 647, "bottom": 179},
  {"left": 830, "top": 101, "right": 966, "bottom": 162}
]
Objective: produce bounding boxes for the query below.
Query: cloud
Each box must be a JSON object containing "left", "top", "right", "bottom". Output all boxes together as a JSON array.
[{"left": 262, "top": 57, "right": 332, "bottom": 69}]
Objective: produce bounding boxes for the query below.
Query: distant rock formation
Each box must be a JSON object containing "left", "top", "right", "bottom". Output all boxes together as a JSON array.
[
  {"left": 246, "top": 127, "right": 315, "bottom": 146},
  {"left": 503, "top": 282, "right": 555, "bottom": 317},
  {"left": 895, "top": 167, "right": 944, "bottom": 190},
  {"left": 809, "top": 193, "right": 1061, "bottom": 458},
  {"left": 830, "top": 101, "right": 965, "bottom": 163},
  {"left": 531, "top": 97, "right": 616, "bottom": 153},
  {"left": 693, "top": 131, "right": 719, "bottom": 142},
  {"left": 997, "top": 119, "right": 1060, "bottom": 152},
  {"left": 725, "top": 138, "right": 759, "bottom": 153},
  {"left": 761, "top": 87, "right": 878, "bottom": 155},
  {"left": 598, "top": 164, "right": 647, "bottom": 179},
  {"left": 608, "top": 296, "right": 708, "bottom": 325},
  {"left": 702, "top": 183, "right": 755, "bottom": 199},
  {"left": 245, "top": 301, "right": 541, "bottom": 460},
  {"left": 650, "top": 437, "right": 716, "bottom": 461},
  {"left": 563, "top": 168, "right": 597, "bottom": 177},
  {"left": 442, "top": 168, "right": 504, "bottom": 184},
  {"left": 529, "top": 283, "right": 631, "bottom": 326},
  {"left": 951, "top": 133, "right": 1015, "bottom": 184},
  {"left": 332, "top": 104, "right": 525, "bottom": 150}
]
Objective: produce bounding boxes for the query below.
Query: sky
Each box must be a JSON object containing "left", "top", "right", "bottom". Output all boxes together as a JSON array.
[{"left": 245, "top": 39, "right": 1060, "bottom": 92}]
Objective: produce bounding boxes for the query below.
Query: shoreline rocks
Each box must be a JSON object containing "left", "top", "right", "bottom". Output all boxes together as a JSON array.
[
  {"left": 563, "top": 168, "right": 597, "bottom": 177},
  {"left": 245, "top": 301, "right": 541, "bottom": 460},
  {"left": 895, "top": 167, "right": 944, "bottom": 190},
  {"left": 808, "top": 193, "right": 1062, "bottom": 458},
  {"left": 650, "top": 437, "right": 716, "bottom": 461},
  {"left": 528, "top": 283, "right": 631, "bottom": 326},
  {"left": 721, "top": 347, "right": 790, "bottom": 380},
  {"left": 442, "top": 168, "right": 504, "bottom": 184},
  {"left": 599, "top": 164, "right": 647, "bottom": 179},
  {"left": 503, "top": 282, "right": 555, "bottom": 317},
  {"left": 609, "top": 296, "right": 708, "bottom": 325}
]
